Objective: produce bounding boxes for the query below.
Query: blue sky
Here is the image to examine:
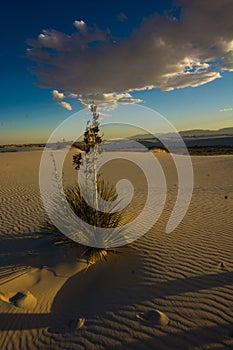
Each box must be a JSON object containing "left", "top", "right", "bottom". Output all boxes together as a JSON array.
[{"left": 0, "top": 0, "right": 232, "bottom": 144}]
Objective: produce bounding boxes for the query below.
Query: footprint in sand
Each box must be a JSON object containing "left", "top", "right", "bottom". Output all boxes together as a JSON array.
[
  {"left": 68, "top": 317, "right": 85, "bottom": 331},
  {"left": 0, "top": 290, "right": 37, "bottom": 309},
  {"left": 217, "top": 261, "right": 229, "bottom": 272},
  {"left": 49, "top": 317, "right": 85, "bottom": 334},
  {"left": 136, "top": 310, "right": 169, "bottom": 326}
]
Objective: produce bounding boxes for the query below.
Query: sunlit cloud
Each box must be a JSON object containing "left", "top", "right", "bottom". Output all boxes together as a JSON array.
[
  {"left": 161, "top": 71, "right": 221, "bottom": 91},
  {"left": 79, "top": 92, "right": 141, "bottom": 105},
  {"left": 69, "top": 93, "right": 78, "bottom": 98},
  {"left": 219, "top": 107, "right": 233, "bottom": 112},
  {"left": 73, "top": 20, "right": 87, "bottom": 31},
  {"left": 59, "top": 101, "right": 72, "bottom": 111},
  {"left": 27, "top": 0, "right": 233, "bottom": 109},
  {"left": 52, "top": 89, "right": 65, "bottom": 101}
]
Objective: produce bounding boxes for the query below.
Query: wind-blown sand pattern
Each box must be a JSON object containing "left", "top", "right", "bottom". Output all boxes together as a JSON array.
[{"left": 0, "top": 150, "right": 233, "bottom": 349}]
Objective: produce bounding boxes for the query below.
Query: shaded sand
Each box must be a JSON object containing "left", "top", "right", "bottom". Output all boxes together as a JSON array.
[{"left": 0, "top": 150, "right": 233, "bottom": 349}]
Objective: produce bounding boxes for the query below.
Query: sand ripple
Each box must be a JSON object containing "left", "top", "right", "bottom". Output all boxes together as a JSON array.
[{"left": 0, "top": 152, "right": 232, "bottom": 350}]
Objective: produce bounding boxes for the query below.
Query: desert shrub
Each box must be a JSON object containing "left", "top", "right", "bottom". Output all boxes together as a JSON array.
[{"left": 49, "top": 103, "right": 124, "bottom": 266}]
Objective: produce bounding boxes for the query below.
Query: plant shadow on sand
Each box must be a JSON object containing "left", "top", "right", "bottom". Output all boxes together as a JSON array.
[
  {"left": 0, "top": 231, "right": 85, "bottom": 272},
  {"left": 0, "top": 231, "right": 85, "bottom": 330},
  {"left": 0, "top": 232, "right": 233, "bottom": 348}
]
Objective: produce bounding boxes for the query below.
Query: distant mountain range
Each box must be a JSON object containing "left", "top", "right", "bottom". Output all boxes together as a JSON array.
[
  {"left": 179, "top": 127, "right": 233, "bottom": 137},
  {"left": 131, "top": 127, "right": 233, "bottom": 139},
  {"left": 1, "top": 128, "right": 233, "bottom": 149}
]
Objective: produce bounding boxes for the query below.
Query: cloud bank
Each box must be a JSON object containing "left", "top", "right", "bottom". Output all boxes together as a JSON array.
[{"left": 27, "top": 0, "right": 233, "bottom": 109}]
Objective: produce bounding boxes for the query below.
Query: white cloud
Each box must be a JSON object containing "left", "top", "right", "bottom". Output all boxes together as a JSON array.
[
  {"left": 52, "top": 89, "right": 65, "bottom": 101},
  {"left": 117, "top": 97, "right": 143, "bottom": 104},
  {"left": 73, "top": 20, "right": 87, "bottom": 31},
  {"left": 59, "top": 101, "right": 72, "bottom": 111},
  {"left": 78, "top": 92, "right": 142, "bottom": 109},
  {"left": 160, "top": 71, "right": 221, "bottom": 91},
  {"left": 219, "top": 107, "right": 233, "bottom": 112},
  {"left": 69, "top": 93, "right": 78, "bottom": 98},
  {"left": 27, "top": 0, "right": 233, "bottom": 107}
]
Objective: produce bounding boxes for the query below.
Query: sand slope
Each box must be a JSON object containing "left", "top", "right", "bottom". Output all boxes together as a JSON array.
[{"left": 0, "top": 150, "right": 233, "bottom": 349}]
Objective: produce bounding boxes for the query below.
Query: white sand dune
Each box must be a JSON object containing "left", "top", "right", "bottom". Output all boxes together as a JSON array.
[{"left": 0, "top": 150, "right": 233, "bottom": 349}]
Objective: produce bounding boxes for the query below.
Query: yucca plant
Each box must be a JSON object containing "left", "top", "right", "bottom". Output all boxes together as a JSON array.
[
  {"left": 65, "top": 180, "right": 122, "bottom": 266},
  {"left": 51, "top": 103, "right": 124, "bottom": 266},
  {"left": 65, "top": 179, "right": 121, "bottom": 228}
]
